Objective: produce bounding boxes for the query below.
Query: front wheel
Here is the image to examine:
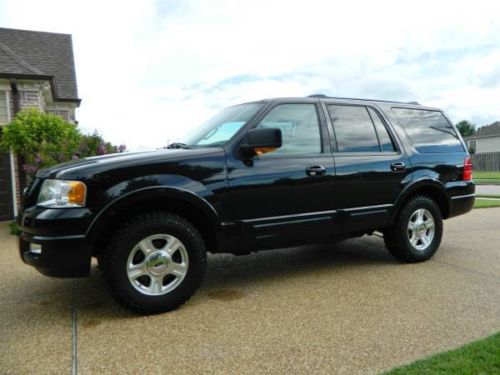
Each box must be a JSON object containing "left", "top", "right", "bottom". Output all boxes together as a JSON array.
[
  {"left": 384, "top": 196, "right": 443, "bottom": 263},
  {"left": 101, "top": 211, "right": 207, "bottom": 314}
]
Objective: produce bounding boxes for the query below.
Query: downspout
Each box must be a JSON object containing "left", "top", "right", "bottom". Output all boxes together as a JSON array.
[
  {"left": 10, "top": 78, "right": 19, "bottom": 113},
  {"left": 9, "top": 78, "right": 27, "bottom": 209}
]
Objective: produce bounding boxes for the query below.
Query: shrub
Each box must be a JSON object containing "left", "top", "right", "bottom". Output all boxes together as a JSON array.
[
  {"left": 79, "top": 131, "right": 127, "bottom": 157},
  {"left": 0, "top": 108, "right": 126, "bottom": 178}
]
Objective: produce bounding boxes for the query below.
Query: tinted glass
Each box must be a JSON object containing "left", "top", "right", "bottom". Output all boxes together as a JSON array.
[
  {"left": 368, "top": 107, "right": 396, "bottom": 152},
  {"left": 256, "top": 104, "right": 321, "bottom": 156},
  {"left": 186, "top": 103, "right": 263, "bottom": 147},
  {"left": 328, "top": 105, "right": 379, "bottom": 152},
  {"left": 392, "top": 108, "right": 463, "bottom": 153}
]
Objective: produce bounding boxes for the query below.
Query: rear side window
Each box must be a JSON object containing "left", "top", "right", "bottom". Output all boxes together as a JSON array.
[
  {"left": 392, "top": 108, "right": 463, "bottom": 153},
  {"left": 327, "top": 105, "right": 395, "bottom": 152},
  {"left": 368, "top": 108, "right": 396, "bottom": 152}
]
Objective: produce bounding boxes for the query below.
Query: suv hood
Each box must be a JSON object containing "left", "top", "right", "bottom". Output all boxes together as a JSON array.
[{"left": 37, "top": 148, "right": 223, "bottom": 180}]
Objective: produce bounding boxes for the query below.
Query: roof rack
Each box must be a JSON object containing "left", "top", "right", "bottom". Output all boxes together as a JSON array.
[{"left": 307, "top": 94, "right": 420, "bottom": 106}]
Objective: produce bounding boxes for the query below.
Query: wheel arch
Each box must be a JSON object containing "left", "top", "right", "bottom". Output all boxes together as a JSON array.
[
  {"left": 87, "top": 187, "right": 220, "bottom": 256},
  {"left": 392, "top": 180, "right": 449, "bottom": 223}
]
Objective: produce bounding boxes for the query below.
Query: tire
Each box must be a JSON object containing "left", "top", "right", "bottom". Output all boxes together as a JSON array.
[
  {"left": 384, "top": 195, "right": 443, "bottom": 263},
  {"left": 101, "top": 211, "right": 207, "bottom": 314}
]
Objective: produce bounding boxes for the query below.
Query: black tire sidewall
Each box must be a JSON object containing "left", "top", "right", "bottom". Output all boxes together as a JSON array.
[
  {"left": 106, "top": 213, "right": 206, "bottom": 313},
  {"left": 398, "top": 197, "right": 443, "bottom": 262}
]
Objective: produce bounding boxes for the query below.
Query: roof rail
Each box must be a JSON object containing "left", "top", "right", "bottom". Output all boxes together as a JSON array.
[{"left": 307, "top": 94, "right": 420, "bottom": 105}]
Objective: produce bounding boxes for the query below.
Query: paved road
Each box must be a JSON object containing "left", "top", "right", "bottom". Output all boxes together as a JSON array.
[
  {"left": 1, "top": 208, "right": 500, "bottom": 374},
  {"left": 476, "top": 184, "right": 500, "bottom": 196}
]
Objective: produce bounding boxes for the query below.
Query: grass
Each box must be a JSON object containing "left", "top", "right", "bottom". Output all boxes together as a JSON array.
[
  {"left": 385, "top": 332, "right": 500, "bottom": 374},
  {"left": 474, "top": 171, "right": 500, "bottom": 179},
  {"left": 474, "top": 198, "right": 500, "bottom": 209},
  {"left": 9, "top": 221, "right": 20, "bottom": 236},
  {"left": 475, "top": 180, "right": 500, "bottom": 185},
  {"left": 474, "top": 171, "right": 500, "bottom": 185}
]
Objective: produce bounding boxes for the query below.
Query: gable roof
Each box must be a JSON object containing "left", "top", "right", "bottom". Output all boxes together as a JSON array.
[
  {"left": 466, "top": 122, "right": 500, "bottom": 140},
  {"left": 0, "top": 27, "right": 80, "bottom": 104}
]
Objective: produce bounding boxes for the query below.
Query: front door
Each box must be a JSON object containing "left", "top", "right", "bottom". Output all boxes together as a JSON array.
[{"left": 226, "top": 102, "right": 337, "bottom": 248}]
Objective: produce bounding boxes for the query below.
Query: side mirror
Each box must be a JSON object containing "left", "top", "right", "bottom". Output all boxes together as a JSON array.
[{"left": 240, "top": 128, "right": 282, "bottom": 157}]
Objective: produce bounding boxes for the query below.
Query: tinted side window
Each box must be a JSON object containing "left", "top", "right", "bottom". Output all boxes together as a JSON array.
[
  {"left": 392, "top": 108, "right": 463, "bottom": 153},
  {"left": 256, "top": 104, "right": 321, "bottom": 156},
  {"left": 327, "top": 105, "right": 379, "bottom": 152},
  {"left": 368, "top": 108, "right": 396, "bottom": 152}
]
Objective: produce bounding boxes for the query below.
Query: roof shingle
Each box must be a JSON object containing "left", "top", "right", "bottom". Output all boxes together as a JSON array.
[
  {"left": 0, "top": 27, "right": 79, "bottom": 102},
  {"left": 467, "top": 122, "right": 500, "bottom": 139}
]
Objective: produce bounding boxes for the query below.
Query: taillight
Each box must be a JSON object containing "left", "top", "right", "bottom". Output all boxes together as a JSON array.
[{"left": 463, "top": 156, "right": 472, "bottom": 181}]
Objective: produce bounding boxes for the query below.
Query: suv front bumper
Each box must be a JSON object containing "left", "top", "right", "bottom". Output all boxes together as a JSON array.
[
  {"left": 19, "top": 233, "right": 91, "bottom": 277},
  {"left": 18, "top": 206, "right": 94, "bottom": 278}
]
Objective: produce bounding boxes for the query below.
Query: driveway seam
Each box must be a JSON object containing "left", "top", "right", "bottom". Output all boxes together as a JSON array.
[{"left": 72, "top": 279, "right": 78, "bottom": 375}]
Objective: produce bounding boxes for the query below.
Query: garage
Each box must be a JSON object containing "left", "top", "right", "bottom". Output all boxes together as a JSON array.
[{"left": 0, "top": 152, "right": 13, "bottom": 220}]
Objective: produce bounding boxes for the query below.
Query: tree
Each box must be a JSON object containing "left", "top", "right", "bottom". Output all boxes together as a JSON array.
[
  {"left": 455, "top": 120, "right": 476, "bottom": 138},
  {"left": 0, "top": 108, "right": 125, "bottom": 177}
]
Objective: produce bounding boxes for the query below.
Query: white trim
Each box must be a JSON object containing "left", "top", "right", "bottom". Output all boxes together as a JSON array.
[
  {"left": 242, "top": 209, "right": 338, "bottom": 223},
  {"left": 342, "top": 203, "right": 393, "bottom": 212},
  {"left": 9, "top": 152, "right": 18, "bottom": 217},
  {"left": 4, "top": 91, "right": 9, "bottom": 121},
  {"left": 5, "top": 91, "right": 18, "bottom": 217},
  {"left": 451, "top": 193, "right": 476, "bottom": 200}
]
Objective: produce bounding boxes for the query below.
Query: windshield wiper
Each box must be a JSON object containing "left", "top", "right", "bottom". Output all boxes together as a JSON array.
[{"left": 166, "top": 142, "right": 191, "bottom": 149}]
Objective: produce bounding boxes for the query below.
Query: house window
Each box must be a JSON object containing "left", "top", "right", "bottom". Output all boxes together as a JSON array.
[
  {"left": 46, "top": 109, "right": 71, "bottom": 122},
  {"left": 468, "top": 140, "right": 476, "bottom": 152},
  {"left": 0, "top": 91, "right": 8, "bottom": 125}
]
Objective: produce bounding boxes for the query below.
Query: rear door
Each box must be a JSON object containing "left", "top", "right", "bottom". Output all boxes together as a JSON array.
[{"left": 323, "top": 102, "right": 410, "bottom": 232}]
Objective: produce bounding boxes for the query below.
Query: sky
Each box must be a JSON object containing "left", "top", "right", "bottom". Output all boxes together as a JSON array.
[{"left": 1, "top": 0, "right": 500, "bottom": 150}]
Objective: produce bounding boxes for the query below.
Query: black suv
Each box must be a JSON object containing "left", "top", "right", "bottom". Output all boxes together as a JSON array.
[{"left": 18, "top": 96, "right": 475, "bottom": 314}]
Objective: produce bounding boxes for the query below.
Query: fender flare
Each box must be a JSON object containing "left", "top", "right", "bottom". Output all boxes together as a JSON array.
[
  {"left": 85, "top": 186, "right": 221, "bottom": 244},
  {"left": 390, "top": 178, "right": 447, "bottom": 223}
]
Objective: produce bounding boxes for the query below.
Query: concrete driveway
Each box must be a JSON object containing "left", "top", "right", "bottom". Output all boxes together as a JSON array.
[{"left": 1, "top": 208, "right": 499, "bottom": 374}]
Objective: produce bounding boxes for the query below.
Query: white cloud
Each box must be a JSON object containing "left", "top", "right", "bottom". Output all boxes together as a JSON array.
[{"left": 1, "top": 0, "right": 500, "bottom": 149}]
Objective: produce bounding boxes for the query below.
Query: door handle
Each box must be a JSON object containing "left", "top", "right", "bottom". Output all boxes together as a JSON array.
[
  {"left": 306, "top": 165, "right": 326, "bottom": 176},
  {"left": 391, "top": 162, "right": 406, "bottom": 172}
]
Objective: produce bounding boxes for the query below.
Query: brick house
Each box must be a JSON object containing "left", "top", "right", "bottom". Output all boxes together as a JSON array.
[{"left": 0, "top": 27, "right": 80, "bottom": 220}]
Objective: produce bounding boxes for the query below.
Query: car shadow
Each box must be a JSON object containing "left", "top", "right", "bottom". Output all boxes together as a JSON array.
[{"left": 76, "top": 236, "right": 397, "bottom": 319}]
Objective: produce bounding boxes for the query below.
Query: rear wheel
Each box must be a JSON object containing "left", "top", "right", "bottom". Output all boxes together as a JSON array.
[
  {"left": 101, "top": 211, "right": 206, "bottom": 314},
  {"left": 384, "top": 196, "right": 443, "bottom": 263}
]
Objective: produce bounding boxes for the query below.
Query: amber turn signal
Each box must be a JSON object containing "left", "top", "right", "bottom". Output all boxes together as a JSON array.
[{"left": 67, "top": 181, "right": 87, "bottom": 206}]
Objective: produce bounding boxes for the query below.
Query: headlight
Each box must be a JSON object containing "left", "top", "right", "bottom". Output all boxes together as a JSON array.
[{"left": 37, "top": 179, "right": 87, "bottom": 208}]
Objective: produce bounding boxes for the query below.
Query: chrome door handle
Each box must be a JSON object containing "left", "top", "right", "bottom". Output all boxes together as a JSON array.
[
  {"left": 391, "top": 162, "right": 406, "bottom": 172},
  {"left": 306, "top": 165, "right": 326, "bottom": 176}
]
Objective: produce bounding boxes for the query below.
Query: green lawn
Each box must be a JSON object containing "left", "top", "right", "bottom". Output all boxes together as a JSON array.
[
  {"left": 474, "top": 171, "right": 500, "bottom": 179},
  {"left": 474, "top": 198, "right": 500, "bottom": 209},
  {"left": 385, "top": 332, "right": 500, "bottom": 374},
  {"left": 474, "top": 171, "right": 500, "bottom": 185}
]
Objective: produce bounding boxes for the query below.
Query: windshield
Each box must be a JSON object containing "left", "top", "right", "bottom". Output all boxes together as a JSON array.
[{"left": 184, "top": 103, "right": 263, "bottom": 147}]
